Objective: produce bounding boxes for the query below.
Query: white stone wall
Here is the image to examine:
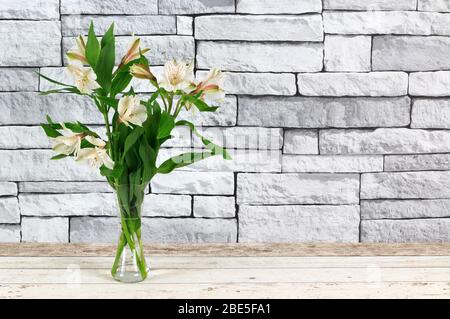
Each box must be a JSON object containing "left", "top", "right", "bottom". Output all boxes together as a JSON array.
[{"left": 0, "top": 0, "right": 449, "bottom": 243}]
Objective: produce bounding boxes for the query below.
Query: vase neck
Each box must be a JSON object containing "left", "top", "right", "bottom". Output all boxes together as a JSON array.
[{"left": 115, "top": 184, "right": 146, "bottom": 219}]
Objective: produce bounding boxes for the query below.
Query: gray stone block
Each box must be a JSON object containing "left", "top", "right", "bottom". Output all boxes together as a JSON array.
[
  {"left": 239, "top": 205, "right": 360, "bottom": 243},
  {"left": 361, "top": 219, "right": 450, "bottom": 242},
  {"left": 237, "top": 173, "right": 359, "bottom": 205}
]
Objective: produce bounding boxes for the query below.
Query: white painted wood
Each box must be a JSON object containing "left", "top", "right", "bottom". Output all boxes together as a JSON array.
[
  {"left": 1, "top": 282, "right": 449, "bottom": 299},
  {"left": 1, "top": 250, "right": 449, "bottom": 298},
  {"left": 1, "top": 267, "right": 450, "bottom": 284},
  {"left": 1, "top": 256, "right": 450, "bottom": 269}
]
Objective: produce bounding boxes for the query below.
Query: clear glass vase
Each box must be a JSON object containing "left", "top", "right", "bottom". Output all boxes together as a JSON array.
[{"left": 111, "top": 184, "right": 149, "bottom": 283}]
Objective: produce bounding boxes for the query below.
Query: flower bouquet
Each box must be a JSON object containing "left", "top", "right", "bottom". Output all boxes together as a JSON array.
[{"left": 40, "top": 23, "right": 230, "bottom": 282}]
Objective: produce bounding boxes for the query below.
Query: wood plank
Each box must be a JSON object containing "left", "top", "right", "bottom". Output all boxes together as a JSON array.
[
  {"left": 1, "top": 282, "right": 449, "bottom": 299},
  {"left": 1, "top": 244, "right": 449, "bottom": 299},
  {"left": 0, "top": 243, "right": 449, "bottom": 257},
  {"left": 1, "top": 267, "right": 450, "bottom": 284},
  {"left": 1, "top": 256, "right": 450, "bottom": 269}
]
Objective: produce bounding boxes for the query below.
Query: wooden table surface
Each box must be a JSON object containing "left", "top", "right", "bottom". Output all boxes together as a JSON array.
[{"left": 0, "top": 243, "right": 449, "bottom": 299}]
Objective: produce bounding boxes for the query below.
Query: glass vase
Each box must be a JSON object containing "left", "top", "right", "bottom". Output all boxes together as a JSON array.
[{"left": 111, "top": 184, "right": 149, "bottom": 283}]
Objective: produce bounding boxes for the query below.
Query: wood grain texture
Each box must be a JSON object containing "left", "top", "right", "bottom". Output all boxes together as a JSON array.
[
  {"left": 1, "top": 282, "right": 449, "bottom": 299},
  {"left": 1, "top": 244, "right": 449, "bottom": 298},
  {"left": 2, "top": 267, "right": 450, "bottom": 284},
  {"left": 2, "top": 256, "right": 450, "bottom": 269},
  {"left": 1, "top": 243, "right": 449, "bottom": 257}
]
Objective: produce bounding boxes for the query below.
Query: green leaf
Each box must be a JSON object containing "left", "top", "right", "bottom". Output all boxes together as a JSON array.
[
  {"left": 142, "top": 101, "right": 161, "bottom": 148},
  {"left": 139, "top": 52, "right": 150, "bottom": 67},
  {"left": 176, "top": 120, "right": 231, "bottom": 160},
  {"left": 185, "top": 95, "right": 218, "bottom": 112},
  {"left": 157, "top": 111, "right": 175, "bottom": 139},
  {"left": 138, "top": 137, "right": 157, "bottom": 183},
  {"left": 86, "top": 21, "right": 100, "bottom": 68},
  {"left": 146, "top": 91, "right": 160, "bottom": 106},
  {"left": 43, "top": 116, "right": 98, "bottom": 138},
  {"left": 117, "top": 122, "right": 130, "bottom": 149},
  {"left": 46, "top": 115, "right": 55, "bottom": 123},
  {"left": 80, "top": 139, "right": 93, "bottom": 149},
  {"left": 158, "top": 135, "right": 172, "bottom": 146},
  {"left": 37, "top": 72, "right": 76, "bottom": 89},
  {"left": 41, "top": 124, "right": 61, "bottom": 138},
  {"left": 157, "top": 152, "right": 214, "bottom": 174},
  {"left": 39, "top": 88, "right": 81, "bottom": 96},
  {"left": 129, "top": 167, "right": 142, "bottom": 187},
  {"left": 92, "top": 95, "right": 106, "bottom": 113},
  {"left": 95, "top": 23, "right": 115, "bottom": 91},
  {"left": 122, "top": 127, "right": 144, "bottom": 161},
  {"left": 123, "top": 86, "right": 136, "bottom": 96},
  {"left": 45, "top": 115, "right": 60, "bottom": 127},
  {"left": 50, "top": 154, "right": 68, "bottom": 160},
  {"left": 111, "top": 71, "right": 132, "bottom": 97},
  {"left": 63, "top": 122, "right": 99, "bottom": 137},
  {"left": 96, "top": 95, "right": 119, "bottom": 109},
  {"left": 101, "top": 23, "right": 114, "bottom": 48},
  {"left": 100, "top": 162, "right": 123, "bottom": 179},
  {"left": 125, "top": 149, "right": 140, "bottom": 172},
  {"left": 41, "top": 116, "right": 63, "bottom": 138}
]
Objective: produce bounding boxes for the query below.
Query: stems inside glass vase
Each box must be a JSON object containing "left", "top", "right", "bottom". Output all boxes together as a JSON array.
[{"left": 111, "top": 184, "right": 148, "bottom": 282}]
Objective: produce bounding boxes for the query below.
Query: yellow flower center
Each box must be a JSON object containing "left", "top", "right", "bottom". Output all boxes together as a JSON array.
[{"left": 168, "top": 70, "right": 183, "bottom": 86}]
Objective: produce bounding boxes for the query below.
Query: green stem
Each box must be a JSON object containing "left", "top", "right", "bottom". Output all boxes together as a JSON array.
[
  {"left": 130, "top": 229, "right": 147, "bottom": 278},
  {"left": 120, "top": 216, "right": 136, "bottom": 250},
  {"left": 102, "top": 107, "right": 113, "bottom": 153},
  {"left": 123, "top": 223, "right": 147, "bottom": 278},
  {"left": 173, "top": 97, "right": 184, "bottom": 118},
  {"left": 111, "top": 232, "right": 126, "bottom": 276},
  {"left": 111, "top": 230, "right": 148, "bottom": 280},
  {"left": 167, "top": 93, "right": 174, "bottom": 114},
  {"left": 160, "top": 92, "right": 169, "bottom": 112},
  {"left": 113, "top": 186, "right": 148, "bottom": 280}
]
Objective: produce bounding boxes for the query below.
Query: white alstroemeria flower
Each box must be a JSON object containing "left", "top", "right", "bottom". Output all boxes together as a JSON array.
[
  {"left": 67, "top": 35, "right": 87, "bottom": 64},
  {"left": 157, "top": 59, "right": 195, "bottom": 93},
  {"left": 76, "top": 136, "right": 114, "bottom": 170},
  {"left": 119, "top": 37, "right": 150, "bottom": 67},
  {"left": 52, "top": 124, "right": 82, "bottom": 156},
  {"left": 67, "top": 61, "right": 100, "bottom": 94},
  {"left": 118, "top": 95, "right": 147, "bottom": 127},
  {"left": 85, "top": 136, "right": 106, "bottom": 148},
  {"left": 193, "top": 68, "right": 225, "bottom": 103}
]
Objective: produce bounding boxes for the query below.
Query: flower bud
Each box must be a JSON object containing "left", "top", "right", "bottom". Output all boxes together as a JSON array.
[
  {"left": 120, "top": 38, "right": 149, "bottom": 66},
  {"left": 67, "top": 35, "right": 87, "bottom": 64},
  {"left": 130, "top": 63, "right": 156, "bottom": 81}
]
